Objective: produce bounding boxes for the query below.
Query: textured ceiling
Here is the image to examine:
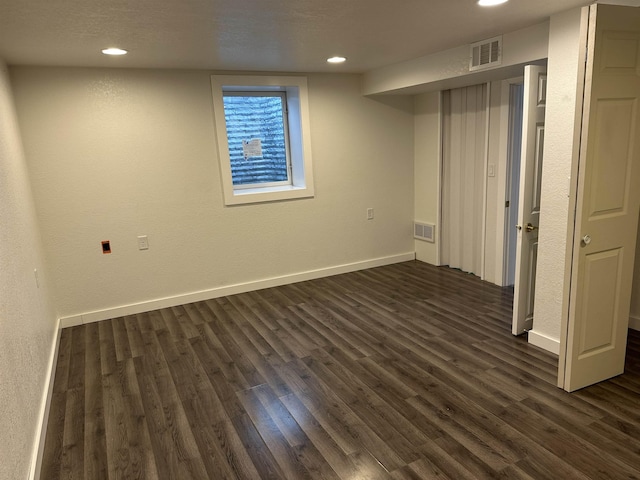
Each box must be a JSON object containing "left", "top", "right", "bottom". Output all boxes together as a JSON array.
[{"left": 0, "top": 0, "right": 592, "bottom": 73}]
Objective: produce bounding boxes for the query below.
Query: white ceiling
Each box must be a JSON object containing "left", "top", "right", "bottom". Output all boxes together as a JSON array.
[{"left": 0, "top": 0, "right": 592, "bottom": 73}]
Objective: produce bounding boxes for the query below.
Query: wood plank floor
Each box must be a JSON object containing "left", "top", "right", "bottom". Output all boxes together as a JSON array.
[{"left": 40, "top": 261, "right": 640, "bottom": 479}]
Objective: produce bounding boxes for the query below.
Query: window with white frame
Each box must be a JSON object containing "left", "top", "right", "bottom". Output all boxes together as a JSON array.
[{"left": 211, "top": 75, "right": 315, "bottom": 205}]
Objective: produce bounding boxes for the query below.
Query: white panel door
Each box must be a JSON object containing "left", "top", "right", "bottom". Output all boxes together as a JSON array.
[
  {"left": 562, "top": 4, "right": 640, "bottom": 391},
  {"left": 512, "top": 66, "right": 546, "bottom": 336}
]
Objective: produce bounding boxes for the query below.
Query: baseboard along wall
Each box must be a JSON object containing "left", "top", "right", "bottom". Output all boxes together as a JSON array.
[
  {"left": 30, "top": 319, "right": 62, "bottom": 480},
  {"left": 59, "top": 252, "right": 416, "bottom": 328}
]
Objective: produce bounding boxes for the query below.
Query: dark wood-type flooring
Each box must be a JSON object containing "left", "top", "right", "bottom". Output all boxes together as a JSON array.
[{"left": 41, "top": 261, "right": 640, "bottom": 479}]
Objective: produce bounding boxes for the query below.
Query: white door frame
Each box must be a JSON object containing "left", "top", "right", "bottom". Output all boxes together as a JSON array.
[{"left": 497, "top": 77, "right": 525, "bottom": 287}]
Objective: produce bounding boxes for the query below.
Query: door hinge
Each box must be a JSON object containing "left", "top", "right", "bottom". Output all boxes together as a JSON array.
[{"left": 505, "top": 200, "right": 510, "bottom": 207}]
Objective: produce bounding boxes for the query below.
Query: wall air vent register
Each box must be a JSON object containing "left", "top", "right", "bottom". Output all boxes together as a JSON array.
[
  {"left": 469, "top": 36, "right": 503, "bottom": 71},
  {"left": 414, "top": 222, "right": 435, "bottom": 243}
]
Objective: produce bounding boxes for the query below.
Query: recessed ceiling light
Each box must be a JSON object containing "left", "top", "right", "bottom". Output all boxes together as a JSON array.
[
  {"left": 478, "top": 0, "right": 508, "bottom": 6},
  {"left": 327, "top": 56, "right": 347, "bottom": 64},
  {"left": 101, "top": 48, "right": 128, "bottom": 56}
]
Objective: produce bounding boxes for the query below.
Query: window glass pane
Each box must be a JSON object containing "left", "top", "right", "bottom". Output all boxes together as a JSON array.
[{"left": 222, "top": 94, "right": 289, "bottom": 186}]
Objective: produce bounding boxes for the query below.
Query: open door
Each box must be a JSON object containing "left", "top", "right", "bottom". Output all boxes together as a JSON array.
[
  {"left": 512, "top": 65, "right": 546, "bottom": 336},
  {"left": 561, "top": 4, "right": 640, "bottom": 391}
]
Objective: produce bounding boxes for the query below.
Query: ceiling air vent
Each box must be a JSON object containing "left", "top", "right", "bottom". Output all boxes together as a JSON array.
[{"left": 469, "top": 36, "right": 502, "bottom": 71}]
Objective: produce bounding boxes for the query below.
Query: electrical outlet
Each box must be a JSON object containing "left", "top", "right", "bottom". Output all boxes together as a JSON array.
[
  {"left": 137, "top": 235, "right": 149, "bottom": 250},
  {"left": 367, "top": 208, "right": 374, "bottom": 220}
]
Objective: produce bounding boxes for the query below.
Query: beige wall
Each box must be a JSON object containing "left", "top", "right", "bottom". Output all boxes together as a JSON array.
[
  {"left": 0, "top": 60, "right": 58, "bottom": 479},
  {"left": 413, "top": 81, "right": 513, "bottom": 286},
  {"left": 401, "top": 6, "right": 591, "bottom": 353},
  {"left": 363, "top": 21, "right": 549, "bottom": 96},
  {"left": 413, "top": 91, "right": 440, "bottom": 264},
  {"left": 11, "top": 67, "right": 415, "bottom": 322},
  {"left": 483, "top": 80, "right": 509, "bottom": 286}
]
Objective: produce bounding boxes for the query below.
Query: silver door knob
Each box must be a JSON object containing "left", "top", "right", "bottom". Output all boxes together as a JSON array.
[
  {"left": 582, "top": 234, "right": 591, "bottom": 245},
  {"left": 525, "top": 223, "right": 538, "bottom": 233}
]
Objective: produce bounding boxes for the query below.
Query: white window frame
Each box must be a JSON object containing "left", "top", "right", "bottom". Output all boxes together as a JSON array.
[{"left": 211, "top": 75, "right": 315, "bottom": 206}]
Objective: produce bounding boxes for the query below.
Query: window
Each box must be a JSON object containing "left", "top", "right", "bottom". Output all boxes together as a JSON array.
[
  {"left": 223, "top": 92, "right": 290, "bottom": 188},
  {"left": 211, "top": 75, "right": 315, "bottom": 205}
]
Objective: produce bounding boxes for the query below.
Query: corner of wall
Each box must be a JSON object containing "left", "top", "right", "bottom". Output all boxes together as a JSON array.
[
  {"left": 29, "top": 318, "right": 62, "bottom": 480},
  {"left": 413, "top": 91, "right": 441, "bottom": 266},
  {"left": 0, "top": 58, "right": 60, "bottom": 480}
]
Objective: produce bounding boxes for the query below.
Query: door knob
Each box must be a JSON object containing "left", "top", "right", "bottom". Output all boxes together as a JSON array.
[
  {"left": 525, "top": 223, "right": 538, "bottom": 233},
  {"left": 582, "top": 234, "right": 591, "bottom": 245}
]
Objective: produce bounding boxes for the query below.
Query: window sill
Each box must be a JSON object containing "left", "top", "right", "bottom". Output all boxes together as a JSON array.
[{"left": 225, "top": 184, "right": 314, "bottom": 205}]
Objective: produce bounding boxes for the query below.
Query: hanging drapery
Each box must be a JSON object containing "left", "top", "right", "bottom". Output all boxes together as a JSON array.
[{"left": 441, "top": 84, "right": 487, "bottom": 276}]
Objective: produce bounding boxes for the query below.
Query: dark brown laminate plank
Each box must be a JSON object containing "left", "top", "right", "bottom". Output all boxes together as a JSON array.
[
  {"left": 40, "top": 392, "right": 67, "bottom": 480},
  {"left": 137, "top": 326, "right": 209, "bottom": 478},
  {"left": 201, "top": 299, "right": 268, "bottom": 388},
  {"left": 124, "top": 314, "right": 145, "bottom": 358},
  {"left": 40, "top": 261, "right": 640, "bottom": 480},
  {"left": 279, "top": 392, "right": 374, "bottom": 479},
  {"left": 171, "top": 304, "right": 202, "bottom": 339},
  {"left": 285, "top": 357, "right": 409, "bottom": 471},
  {"left": 112, "top": 317, "right": 132, "bottom": 362},
  {"left": 498, "top": 401, "right": 640, "bottom": 479},
  {"left": 236, "top": 386, "right": 321, "bottom": 480},
  {"left": 177, "top": 368, "right": 262, "bottom": 478},
  {"left": 231, "top": 412, "right": 288, "bottom": 480},
  {"left": 83, "top": 322, "right": 108, "bottom": 480},
  {"left": 60, "top": 387, "right": 84, "bottom": 479},
  {"left": 98, "top": 320, "right": 117, "bottom": 376}
]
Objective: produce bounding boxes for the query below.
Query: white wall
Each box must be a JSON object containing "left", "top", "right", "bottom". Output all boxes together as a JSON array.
[
  {"left": 530, "top": 7, "right": 586, "bottom": 354},
  {"left": 0, "top": 59, "right": 58, "bottom": 480},
  {"left": 363, "top": 21, "right": 549, "bottom": 96},
  {"left": 11, "top": 67, "right": 415, "bottom": 323},
  {"left": 483, "top": 81, "right": 509, "bottom": 285},
  {"left": 413, "top": 91, "right": 440, "bottom": 264},
  {"left": 372, "top": 6, "right": 589, "bottom": 354},
  {"left": 413, "top": 81, "right": 513, "bottom": 286}
]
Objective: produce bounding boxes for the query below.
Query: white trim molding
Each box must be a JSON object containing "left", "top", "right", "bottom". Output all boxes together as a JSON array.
[
  {"left": 630, "top": 314, "right": 640, "bottom": 331},
  {"left": 211, "top": 74, "right": 315, "bottom": 205},
  {"left": 29, "top": 319, "right": 62, "bottom": 480},
  {"left": 528, "top": 329, "right": 560, "bottom": 355},
  {"left": 59, "top": 253, "right": 416, "bottom": 328}
]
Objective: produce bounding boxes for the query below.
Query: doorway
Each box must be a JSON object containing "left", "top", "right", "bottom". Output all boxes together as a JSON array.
[{"left": 503, "top": 82, "right": 524, "bottom": 287}]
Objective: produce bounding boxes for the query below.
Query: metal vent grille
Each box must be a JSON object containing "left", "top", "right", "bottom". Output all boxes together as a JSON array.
[
  {"left": 470, "top": 36, "right": 502, "bottom": 71},
  {"left": 414, "top": 222, "right": 435, "bottom": 243}
]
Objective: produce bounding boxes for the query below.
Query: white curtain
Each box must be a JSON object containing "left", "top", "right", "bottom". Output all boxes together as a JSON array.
[{"left": 441, "top": 84, "right": 487, "bottom": 276}]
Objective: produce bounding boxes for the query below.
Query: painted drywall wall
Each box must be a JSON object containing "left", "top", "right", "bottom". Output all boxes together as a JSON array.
[
  {"left": 530, "top": 7, "right": 585, "bottom": 353},
  {"left": 483, "top": 81, "right": 508, "bottom": 285},
  {"left": 0, "top": 59, "right": 58, "bottom": 480},
  {"left": 11, "top": 67, "right": 415, "bottom": 321},
  {"left": 413, "top": 91, "right": 440, "bottom": 264},
  {"left": 362, "top": 21, "right": 549, "bottom": 96},
  {"left": 413, "top": 81, "right": 512, "bottom": 286},
  {"left": 380, "top": 4, "right": 587, "bottom": 354}
]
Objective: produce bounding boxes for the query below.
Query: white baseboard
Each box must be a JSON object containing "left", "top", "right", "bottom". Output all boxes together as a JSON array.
[
  {"left": 29, "top": 318, "right": 62, "bottom": 480},
  {"left": 527, "top": 329, "right": 560, "bottom": 355},
  {"left": 527, "top": 316, "right": 638, "bottom": 359},
  {"left": 59, "top": 252, "right": 416, "bottom": 328}
]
